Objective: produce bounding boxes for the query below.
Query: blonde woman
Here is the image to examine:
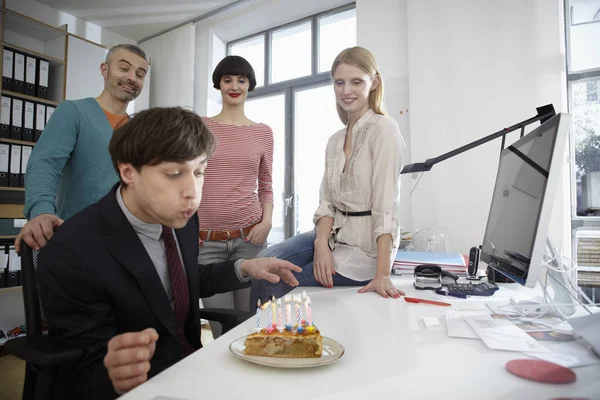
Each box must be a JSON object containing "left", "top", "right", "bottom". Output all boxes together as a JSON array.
[{"left": 250, "top": 46, "right": 405, "bottom": 303}]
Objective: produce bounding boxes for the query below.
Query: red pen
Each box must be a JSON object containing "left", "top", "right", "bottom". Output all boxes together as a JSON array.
[{"left": 404, "top": 297, "right": 451, "bottom": 307}]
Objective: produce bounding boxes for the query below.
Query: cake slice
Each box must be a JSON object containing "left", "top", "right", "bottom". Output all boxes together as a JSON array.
[{"left": 244, "top": 327, "right": 322, "bottom": 358}]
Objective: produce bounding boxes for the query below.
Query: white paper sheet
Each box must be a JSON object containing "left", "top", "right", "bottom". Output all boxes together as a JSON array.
[{"left": 464, "top": 315, "right": 549, "bottom": 353}]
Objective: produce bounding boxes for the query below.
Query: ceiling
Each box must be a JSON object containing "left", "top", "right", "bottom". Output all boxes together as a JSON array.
[{"left": 36, "top": 0, "right": 238, "bottom": 41}]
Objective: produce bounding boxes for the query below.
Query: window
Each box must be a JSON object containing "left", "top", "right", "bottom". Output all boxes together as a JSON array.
[
  {"left": 318, "top": 8, "right": 357, "bottom": 73},
  {"left": 271, "top": 21, "right": 312, "bottom": 83},
  {"left": 224, "top": 4, "right": 356, "bottom": 242},
  {"left": 565, "top": 0, "right": 600, "bottom": 300},
  {"left": 229, "top": 35, "right": 265, "bottom": 88}
]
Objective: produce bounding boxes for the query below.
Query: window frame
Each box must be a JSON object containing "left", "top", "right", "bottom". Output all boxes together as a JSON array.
[{"left": 565, "top": 0, "right": 600, "bottom": 228}]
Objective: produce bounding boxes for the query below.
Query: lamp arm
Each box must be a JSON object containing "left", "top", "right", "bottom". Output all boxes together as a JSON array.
[{"left": 400, "top": 105, "right": 556, "bottom": 174}]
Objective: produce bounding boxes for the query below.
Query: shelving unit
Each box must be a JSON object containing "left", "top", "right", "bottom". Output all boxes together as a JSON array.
[{"left": 0, "top": 1, "right": 67, "bottom": 219}]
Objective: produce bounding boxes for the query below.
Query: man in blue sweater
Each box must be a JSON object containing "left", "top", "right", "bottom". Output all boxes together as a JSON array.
[{"left": 16, "top": 44, "right": 148, "bottom": 252}]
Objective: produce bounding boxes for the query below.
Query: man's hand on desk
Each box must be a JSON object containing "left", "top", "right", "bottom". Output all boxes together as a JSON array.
[
  {"left": 240, "top": 258, "right": 302, "bottom": 286},
  {"left": 104, "top": 328, "right": 159, "bottom": 394},
  {"left": 15, "top": 214, "right": 64, "bottom": 252},
  {"left": 358, "top": 275, "right": 405, "bottom": 299}
]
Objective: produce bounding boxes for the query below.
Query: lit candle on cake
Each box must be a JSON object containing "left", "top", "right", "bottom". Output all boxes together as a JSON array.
[
  {"left": 285, "top": 295, "right": 292, "bottom": 328},
  {"left": 306, "top": 296, "right": 312, "bottom": 326},
  {"left": 302, "top": 290, "right": 308, "bottom": 321},
  {"left": 271, "top": 296, "right": 277, "bottom": 326},
  {"left": 255, "top": 299, "right": 262, "bottom": 329},
  {"left": 276, "top": 298, "right": 283, "bottom": 329},
  {"left": 264, "top": 300, "right": 271, "bottom": 328},
  {"left": 295, "top": 295, "right": 302, "bottom": 325}
]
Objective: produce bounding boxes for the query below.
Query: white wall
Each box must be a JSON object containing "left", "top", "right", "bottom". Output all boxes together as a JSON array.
[
  {"left": 356, "top": 0, "right": 412, "bottom": 231},
  {"left": 139, "top": 24, "right": 195, "bottom": 109},
  {"left": 6, "top": 0, "right": 135, "bottom": 47},
  {"left": 403, "top": 0, "right": 569, "bottom": 255}
]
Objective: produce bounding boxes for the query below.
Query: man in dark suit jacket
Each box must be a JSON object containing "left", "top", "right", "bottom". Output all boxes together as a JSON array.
[{"left": 37, "top": 107, "right": 301, "bottom": 399}]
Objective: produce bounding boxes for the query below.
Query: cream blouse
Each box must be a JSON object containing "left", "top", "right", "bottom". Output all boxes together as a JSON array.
[{"left": 313, "top": 109, "right": 405, "bottom": 281}]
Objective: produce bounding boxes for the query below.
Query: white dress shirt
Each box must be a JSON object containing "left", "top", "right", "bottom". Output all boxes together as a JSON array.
[{"left": 313, "top": 109, "right": 405, "bottom": 281}]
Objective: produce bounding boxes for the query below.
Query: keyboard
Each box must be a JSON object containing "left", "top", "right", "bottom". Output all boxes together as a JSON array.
[{"left": 447, "top": 281, "right": 499, "bottom": 297}]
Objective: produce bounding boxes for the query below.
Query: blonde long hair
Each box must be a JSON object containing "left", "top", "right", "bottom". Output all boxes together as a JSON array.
[{"left": 331, "top": 46, "right": 387, "bottom": 125}]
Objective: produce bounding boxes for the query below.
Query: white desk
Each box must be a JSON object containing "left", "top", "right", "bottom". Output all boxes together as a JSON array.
[{"left": 120, "top": 278, "right": 600, "bottom": 400}]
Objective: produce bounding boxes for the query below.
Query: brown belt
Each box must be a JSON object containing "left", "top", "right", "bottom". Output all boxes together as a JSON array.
[{"left": 199, "top": 222, "right": 259, "bottom": 241}]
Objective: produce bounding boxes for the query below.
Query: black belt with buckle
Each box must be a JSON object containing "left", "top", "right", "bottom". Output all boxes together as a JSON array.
[{"left": 339, "top": 210, "right": 372, "bottom": 217}]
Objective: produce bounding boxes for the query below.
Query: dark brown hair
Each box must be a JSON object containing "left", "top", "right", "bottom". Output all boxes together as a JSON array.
[{"left": 109, "top": 107, "right": 215, "bottom": 183}]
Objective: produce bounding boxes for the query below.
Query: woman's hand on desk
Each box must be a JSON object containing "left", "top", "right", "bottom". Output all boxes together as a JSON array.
[
  {"left": 103, "top": 328, "right": 159, "bottom": 394},
  {"left": 313, "top": 240, "right": 335, "bottom": 288},
  {"left": 358, "top": 275, "right": 405, "bottom": 298}
]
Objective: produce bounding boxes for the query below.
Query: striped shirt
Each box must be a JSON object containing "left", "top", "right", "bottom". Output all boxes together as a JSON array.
[{"left": 198, "top": 117, "right": 274, "bottom": 231}]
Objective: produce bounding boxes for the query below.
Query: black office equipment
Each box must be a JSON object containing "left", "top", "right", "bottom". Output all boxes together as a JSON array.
[
  {"left": 467, "top": 246, "right": 481, "bottom": 279},
  {"left": 413, "top": 265, "right": 459, "bottom": 290},
  {"left": 446, "top": 281, "right": 499, "bottom": 297}
]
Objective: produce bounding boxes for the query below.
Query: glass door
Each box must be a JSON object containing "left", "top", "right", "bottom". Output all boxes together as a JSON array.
[
  {"left": 245, "top": 93, "right": 286, "bottom": 245},
  {"left": 293, "top": 84, "right": 343, "bottom": 234}
]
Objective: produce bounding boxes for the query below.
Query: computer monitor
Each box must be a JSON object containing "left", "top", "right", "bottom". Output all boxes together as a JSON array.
[{"left": 480, "top": 113, "right": 570, "bottom": 289}]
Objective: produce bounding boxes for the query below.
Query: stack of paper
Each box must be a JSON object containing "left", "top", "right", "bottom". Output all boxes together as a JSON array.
[{"left": 393, "top": 251, "right": 468, "bottom": 276}]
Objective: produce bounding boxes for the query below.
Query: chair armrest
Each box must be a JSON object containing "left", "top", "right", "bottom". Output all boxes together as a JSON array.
[
  {"left": 199, "top": 308, "right": 252, "bottom": 327},
  {"left": 4, "top": 336, "right": 85, "bottom": 367}
]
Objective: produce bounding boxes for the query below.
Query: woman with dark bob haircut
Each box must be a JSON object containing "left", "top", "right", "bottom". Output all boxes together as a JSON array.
[{"left": 198, "top": 55, "right": 274, "bottom": 338}]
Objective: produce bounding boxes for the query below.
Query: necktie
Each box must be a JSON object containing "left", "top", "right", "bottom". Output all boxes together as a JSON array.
[{"left": 161, "top": 226, "right": 195, "bottom": 357}]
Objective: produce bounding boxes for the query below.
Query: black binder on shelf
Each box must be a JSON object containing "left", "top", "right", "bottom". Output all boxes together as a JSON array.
[
  {"left": 9, "top": 144, "right": 21, "bottom": 187},
  {"left": 0, "top": 96, "right": 10, "bottom": 138},
  {"left": 20, "top": 145, "right": 32, "bottom": 187},
  {"left": 6, "top": 246, "right": 21, "bottom": 287},
  {"left": 3, "top": 49, "right": 14, "bottom": 91},
  {"left": 13, "top": 53, "right": 25, "bottom": 94},
  {"left": 10, "top": 98, "right": 23, "bottom": 140},
  {"left": 25, "top": 56, "right": 37, "bottom": 97},
  {"left": 0, "top": 143, "right": 9, "bottom": 186},
  {"left": 0, "top": 245, "right": 8, "bottom": 288},
  {"left": 23, "top": 101, "right": 35, "bottom": 142},
  {"left": 46, "top": 105, "right": 55, "bottom": 124},
  {"left": 35, "top": 103, "right": 45, "bottom": 142},
  {"left": 37, "top": 60, "right": 49, "bottom": 99}
]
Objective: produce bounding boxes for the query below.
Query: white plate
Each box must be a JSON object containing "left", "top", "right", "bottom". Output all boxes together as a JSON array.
[{"left": 229, "top": 335, "right": 345, "bottom": 368}]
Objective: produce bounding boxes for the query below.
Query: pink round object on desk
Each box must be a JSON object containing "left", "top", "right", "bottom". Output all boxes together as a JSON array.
[{"left": 505, "top": 359, "right": 576, "bottom": 384}]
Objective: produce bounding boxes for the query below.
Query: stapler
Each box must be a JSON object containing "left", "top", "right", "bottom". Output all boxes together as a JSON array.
[{"left": 413, "top": 265, "right": 459, "bottom": 290}]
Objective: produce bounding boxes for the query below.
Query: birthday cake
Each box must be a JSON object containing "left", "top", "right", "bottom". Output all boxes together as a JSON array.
[{"left": 244, "top": 293, "right": 322, "bottom": 358}]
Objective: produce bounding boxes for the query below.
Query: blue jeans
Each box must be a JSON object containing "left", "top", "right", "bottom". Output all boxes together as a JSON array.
[{"left": 249, "top": 230, "right": 370, "bottom": 306}]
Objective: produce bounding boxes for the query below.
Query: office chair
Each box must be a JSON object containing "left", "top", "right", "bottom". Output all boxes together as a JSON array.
[
  {"left": 5, "top": 242, "right": 251, "bottom": 399},
  {"left": 198, "top": 308, "right": 252, "bottom": 335},
  {"left": 4, "top": 242, "right": 85, "bottom": 400}
]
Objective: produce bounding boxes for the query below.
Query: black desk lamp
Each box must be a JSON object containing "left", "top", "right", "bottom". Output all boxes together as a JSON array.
[
  {"left": 401, "top": 104, "right": 556, "bottom": 282},
  {"left": 400, "top": 104, "right": 556, "bottom": 175}
]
